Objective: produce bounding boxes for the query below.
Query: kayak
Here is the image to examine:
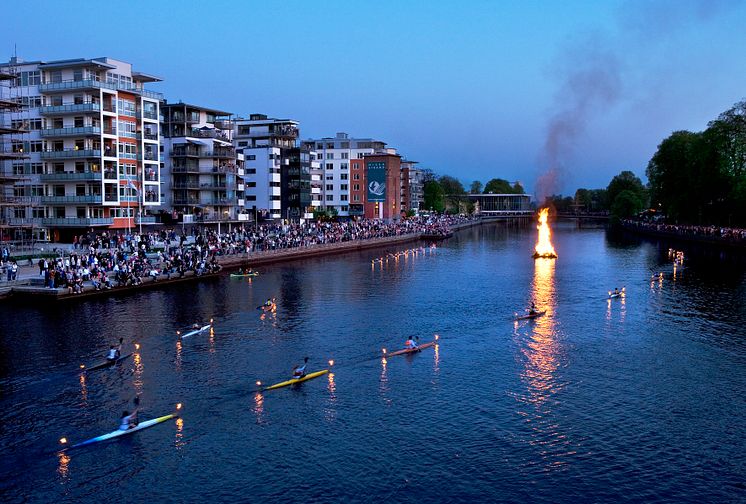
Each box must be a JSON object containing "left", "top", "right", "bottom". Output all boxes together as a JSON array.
[
  {"left": 261, "top": 369, "right": 329, "bottom": 391},
  {"left": 230, "top": 272, "right": 258, "bottom": 278},
  {"left": 178, "top": 324, "right": 212, "bottom": 338},
  {"left": 259, "top": 303, "right": 276, "bottom": 312},
  {"left": 383, "top": 341, "right": 436, "bottom": 358},
  {"left": 515, "top": 310, "right": 547, "bottom": 321},
  {"left": 608, "top": 293, "right": 623, "bottom": 299},
  {"left": 61, "top": 413, "right": 178, "bottom": 451},
  {"left": 82, "top": 352, "right": 133, "bottom": 373}
]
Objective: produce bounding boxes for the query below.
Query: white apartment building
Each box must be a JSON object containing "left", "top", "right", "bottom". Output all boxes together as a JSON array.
[
  {"left": 301, "top": 133, "right": 386, "bottom": 218},
  {"left": 233, "top": 114, "right": 298, "bottom": 221},
  {"left": 0, "top": 56, "right": 162, "bottom": 239},
  {"left": 161, "top": 102, "right": 246, "bottom": 224}
]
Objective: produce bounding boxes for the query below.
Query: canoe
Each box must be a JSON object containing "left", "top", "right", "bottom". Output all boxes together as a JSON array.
[
  {"left": 83, "top": 352, "right": 133, "bottom": 373},
  {"left": 230, "top": 272, "right": 259, "bottom": 278},
  {"left": 179, "top": 324, "right": 212, "bottom": 338},
  {"left": 515, "top": 310, "right": 547, "bottom": 321},
  {"left": 608, "top": 293, "right": 622, "bottom": 299},
  {"left": 383, "top": 341, "right": 436, "bottom": 358},
  {"left": 262, "top": 369, "right": 329, "bottom": 391},
  {"left": 62, "top": 413, "right": 177, "bottom": 451}
]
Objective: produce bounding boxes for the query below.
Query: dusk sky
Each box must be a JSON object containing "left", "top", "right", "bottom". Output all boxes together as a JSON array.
[{"left": 5, "top": 0, "right": 746, "bottom": 198}]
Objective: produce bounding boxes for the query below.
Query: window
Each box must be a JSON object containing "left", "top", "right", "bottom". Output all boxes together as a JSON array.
[
  {"left": 326, "top": 175, "right": 333, "bottom": 180},
  {"left": 326, "top": 195, "right": 333, "bottom": 201},
  {"left": 341, "top": 206, "right": 348, "bottom": 212},
  {"left": 353, "top": 173, "right": 360, "bottom": 180},
  {"left": 341, "top": 152, "right": 348, "bottom": 159},
  {"left": 73, "top": 69, "right": 83, "bottom": 82},
  {"left": 116, "top": 98, "right": 136, "bottom": 117},
  {"left": 353, "top": 194, "right": 360, "bottom": 201},
  {"left": 340, "top": 184, "right": 348, "bottom": 191},
  {"left": 341, "top": 173, "right": 348, "bottom": 180},
  {"left": 238, "top": 141, "right": 248, "bottom": 147},
  {"left": 341, "top": 142, "right": 349, "bottom": 149},
  {"left": 246, "top": 182, "right": 256, "bottom": 187},
  {"left": 341, "top": 163, "right": 348, "bottom": 170},
  {"left": 19, "top": 71, "right": 41, "bottom": 86},
  {"left": 326, "top": 143, "right": 334, "bottom": 149},
  {"left": 357, "top": 153, "right": 365, "bottom": 159},
  {"left": 340, "top": 195, "right": 348, "bottom": 201},
  {"left": 326, "top": 163, "right": 333, "bottom": 170},
  {"left": 326, "top": 153, "right": 334, "bottom": 159},
  {"left": 247, "top": 155, "right": 256, "bottom": 160},
  {"left": 246, "top": 168, "right": 256, "bottom": 174},
  {"left": 246, "top": 195, "right": 256, "bottom": 201},
  {"left": 353, "top": 184, "right": 360, "bottom": 191},
  {"left": 326, "top": 184, "right": 333, "bottom": 191}
]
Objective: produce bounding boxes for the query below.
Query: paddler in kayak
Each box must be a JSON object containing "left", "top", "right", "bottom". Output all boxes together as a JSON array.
[
  {"left": 106, "top": 338, "right": 123, "bottom": 362},
  {"left": 528, "top": 302, "right": 538, "bottom": 316},
  {"left": 405, "top": 336, "right": 419, "bottom": 350},
  {"left": 119, "top": 397, "right": 139, "bottom": 430},
  {"left": 292, "top": 357, "right": 309, "bottom": 379}
]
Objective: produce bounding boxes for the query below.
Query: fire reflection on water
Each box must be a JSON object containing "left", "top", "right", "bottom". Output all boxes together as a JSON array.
[
  {"left": 57, "top": 452, "right": 70, "bottom": 480},
  {"left": 174, "top": 417, "right": 185, "bottom": 449},
  {"left": 133, "top": 350, "right": 144, "bottom": 396},
  {"left": 513, "top": 257, "right": 578, "bottom": 471}
]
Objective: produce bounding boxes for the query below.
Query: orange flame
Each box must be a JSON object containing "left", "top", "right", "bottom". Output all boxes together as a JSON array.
[{"left": 533, "top": 208, "right": 557, "bottom": 258}]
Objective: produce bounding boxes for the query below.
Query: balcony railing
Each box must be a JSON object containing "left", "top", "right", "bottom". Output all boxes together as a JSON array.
[
  {"left": 138, "top": 132, "right": 158, "bottom": 141},
  {"left": 40, "top": 171, "right": 102, "bottom": 181},
  {"left": 135, "top": 215, "right": 156, "bottom": 224},
  {"left": 173, "top": 182, "right": 201, "bottom": 189},
  {"left": 40, "top": 195, "right": 103, "bottom": 204},
  {"left": 171, "top": 148, "right": 200, "bottom": 157},
  {"left": 142, "top": 111, "right": 158, "bottom": 120},
  {"left": 171, "top": 164, "right": 201, "bottom": 173},
  {"left": 39, "top": 79, "right": 164, "bottom": 100},
  {"left": 173, "top": 197, "right": 201, "bottom": 205},
  {"left": 188, "top": 129, "right": 231, "bottom": 141},
  {"left": 40, "top": 126, "right": 101, "bottom": 137},
  {"left": 41, "top": 217, "right": 113, "bottom": 227},
  {"left": 39, "top": 102, "right": 101, "bottom": 115},
  {"left": 201, "top": 149, "right": 236, "bottom": 158},
  {"left": 40, "top": 149, "right": 101, "bottom": 159}
]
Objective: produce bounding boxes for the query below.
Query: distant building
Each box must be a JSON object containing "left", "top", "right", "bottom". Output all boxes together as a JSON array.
[
  {"left": 400, "top": 159, "right": 423, "bottom": 213},
  {"left": 0, "top": 55, "right": 163, "bottom": 240},
  {"left": 468, "top": 193, "right": 531, "bottom": 215},
  {"left": 160, "top": 102, "right": 245, "bottom": 224},
  {"left": 301, "top": 133, "right": 386, "bottom": 218},
  {"left": 354, "top": 151, "right": 402, "bottom": 220}
]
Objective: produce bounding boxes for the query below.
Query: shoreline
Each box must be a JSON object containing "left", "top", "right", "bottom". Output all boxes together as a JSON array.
[
  {"left": 0, "top": 220, "right": 481, "bottom": 302},
  {"left": 620, "top": 222, "right": 746, "bottom": 250}
]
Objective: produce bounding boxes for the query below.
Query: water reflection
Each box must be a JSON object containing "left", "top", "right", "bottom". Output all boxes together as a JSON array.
[
  {"left": 57, "top": 452, "right": 70, "bottom": 480},
  {"left": 175, "top": 340, "right": 182, "bottom": 372},
  {"left": 252, "top": 391, "right": 265, "bottom": 424},
  {"left": 324, "top": 372, "right": 337, "bottom": 422},
  {"left": 174, "top": 417, "right": 185, "bottom": 449},
  {"left": 514, "top": 258, "right": 576, "bottom": 471},
  {"left": 79, "top": 373, "right": 87, "bottom": 405},
  {"left": 133, "top": 349, "right": 143, "bottom": 396}
]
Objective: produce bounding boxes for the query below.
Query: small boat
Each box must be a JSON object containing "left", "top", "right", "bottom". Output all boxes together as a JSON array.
[
  {"left": 60, "top": 412, "right": 179, "bottom": 451},
  {"left": 608, "top": 288, "right": 625, "bottom": 299},
  {"left": 260, "top": 369, "right": 329, "bottom": 391},
  {"left": 178, "top": 323, "right": 212, "bottom": 338},
  {"left": 259, "top": 303, "right": 276, "bottom": 313},
  {"left": 514, "top": 310, "right": 547, "bottom": 321},
  {"left": 230, "top": 271, "right": 259, "bottom": 278},
  {"left": 383, "top": 340, "right": 437, "bottom": 358},
  {"left": 82, "top": 352, "right": 133, "bottom": 373}
]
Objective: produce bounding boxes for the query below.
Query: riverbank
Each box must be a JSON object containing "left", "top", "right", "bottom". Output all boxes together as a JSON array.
[
  {"left": 621, "top": 220, "right": 746, "bottom": 250},
  {"left": 0, "top": 220, "right": 481, "bottom": 302}
]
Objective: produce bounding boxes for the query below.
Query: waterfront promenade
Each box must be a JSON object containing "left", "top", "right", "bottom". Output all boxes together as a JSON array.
[
  {"left": 0, "top": 215, "right": 479, "bottom": 300},
  {"left": 621, "top": 219, "right": 746, "bottom": 247}
]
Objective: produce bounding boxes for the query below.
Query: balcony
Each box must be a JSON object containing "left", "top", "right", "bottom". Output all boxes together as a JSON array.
[
  {"left": 171, "top": 148, "right": 200, "bottom": 157},
  {"left": 173, "top": 181, "right": 201, "bottom": 190},
  {"left": 39, "top": 103, "right": 101, "bottom": 115},
  {"left": 40, "top": 195, "right": 103, "bottom": 204},
  {"left": 188, "top": 129, "right": 231, "bottom": 141},
  {"left": 140, "top": 153, "right": 159, "bottom": 162},
  {"left": 172, "top": 164, "right": 201, "bottom": 174},
  {"left": 201, "top": 148, "right": 235, "bottom": 159},
  {"left": 138, "top": 132, "right": 158, "bottom": 141},
  {"left": 39, "top": 79, "right": 164, "bottom": 100},
  {"left": 135, "top": 215, "right": 157, "bottom": 224},
  {"left": 40, "top": 126, "right": 101, "bottom": 138},
  {"left": 40, "top": 171, "right": 102, "bottom": 181},
  {"left": 173, "top": 197, "right": 201, "bottom": 206},
  {"left": 41, "top": 149, "right": 101, "bottom": 160},
  {"left": 41, "top": 217, "right": 113, "bottom": 227},
  {"left": 142, "top": 111, "right": 158, "bottom": 121}
]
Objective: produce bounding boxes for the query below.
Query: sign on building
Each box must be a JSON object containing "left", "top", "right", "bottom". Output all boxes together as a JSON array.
[{"left": 366, "top": 161, "right": 386, "bottom": 202}]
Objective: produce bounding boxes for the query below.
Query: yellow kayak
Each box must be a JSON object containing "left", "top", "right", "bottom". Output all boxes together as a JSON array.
[{"left": 262, "top": 369, "right": 329, "bottom": 391}]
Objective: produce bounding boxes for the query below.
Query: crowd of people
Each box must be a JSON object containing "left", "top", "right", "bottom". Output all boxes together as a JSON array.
[
  {"left": 622, "top": 219, "right": 746, "bottom": 245},
  {"left": 1, "top": 214, "right": 474, "bottom": 292}
]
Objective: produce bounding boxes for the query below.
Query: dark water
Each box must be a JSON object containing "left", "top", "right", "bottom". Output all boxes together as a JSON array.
[{"left": 1, "top": 222, "right": 745, "bottom": 503}]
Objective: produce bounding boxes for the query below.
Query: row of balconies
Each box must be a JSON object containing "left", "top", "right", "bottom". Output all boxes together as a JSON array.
[{"left": 170, "top": 147, "right": 236, "bottom": 158}]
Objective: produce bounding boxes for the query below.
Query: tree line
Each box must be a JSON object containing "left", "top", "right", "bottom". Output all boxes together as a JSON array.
[{"left": 422, "top": 172, "right": 524, "bottom": 214}]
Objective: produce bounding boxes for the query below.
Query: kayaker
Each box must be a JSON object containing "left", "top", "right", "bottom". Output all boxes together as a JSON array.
[
  {"left": 292, "top": 357, "right": 309, "bottom": 379},
  {"left": 119, "top": 398, "right": 139, "bottom": 431},
  {"left": 613, "top": 287, "right": 620, "bottom": 295},
  {"left": 264, "top": 298, "right": 273, "bottom": 307},
  {"left": 106, "top": 338, "right": 123, "bottom": 362},
  {"left": 529, "top": 302, "right": 538, "bottom": 315},
  {"left": 405, "top": 336, "right": 419, "bottom": 350}
]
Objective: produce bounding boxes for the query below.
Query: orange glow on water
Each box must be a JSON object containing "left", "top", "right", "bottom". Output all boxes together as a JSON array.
[{"left": 533, "top": 208, "right": 557, "bottom": 259}]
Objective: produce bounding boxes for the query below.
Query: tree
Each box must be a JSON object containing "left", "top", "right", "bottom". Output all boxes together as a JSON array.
[
  {"left": 423, "top": 180, "right": 445, "bottom": 213},
  {"left": 469, "top": 180, "right": 483, "bottom": 194},
  {"left": 512, "top": 182, "right": 525, "bottom": 194},
  {"left": 439, "top": 175, "right": 466, "bottom": 213},
  {"left": 606, "top": 171, "right": 647, "bottom": 216},
  {"left": 610, "top": 189, "right": 645, "bottom": 222},
  {"left": 483, "top": 178, "right": 513, "bottom": 194}
]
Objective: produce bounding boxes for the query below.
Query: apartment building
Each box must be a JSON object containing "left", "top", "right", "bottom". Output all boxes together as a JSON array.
[
  {"left": 233, "top": 114, "right": 314, "bottom": 222},
  {"left": 350, "top": 150, "right": 402, "bottom": 220},
  {"left": 400, "top": 159, "right": 424, "bottom": 213},
  {"left": 160, "top": 102, "right": 246, "bottom": 224},
  {"left": 0, "top": 56, "right": 162, "bottom": 240},
  {"left": 301, "top": 132, "right": 386, "bottom": 218}
]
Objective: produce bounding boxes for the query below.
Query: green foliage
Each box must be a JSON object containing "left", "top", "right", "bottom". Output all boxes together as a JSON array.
[
  {"left": 512, "top": 182, "right": 525, "bottom": 194},
  {"left": 469, "top": 180, "right": 483, "bottom": 194},
  {"left": 423, "top": 180, "right": 445, "bottom": 213},
  {"left": 405, "top": 209, "right": 417, "bottom": 218},
  {"left": 646, "top": 100, "right": 746, "bottom": 226},
  {"left": 610, "top": 189, "right": 645, "bottom": 222},
  {"left": 483, "top": 178, "right": 513, "bottom": 194},
  {"left": 313, "top": 207, "right": 338, "bottom": 222},
  {"left": 606, "top": 171, "right": 647, "bottom": 215}
]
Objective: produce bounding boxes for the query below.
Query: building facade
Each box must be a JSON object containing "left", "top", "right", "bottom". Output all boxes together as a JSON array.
[
  {"left": 0, "top": 56, "right": 163, "bottom": 240},
  {"left": 160, "top": 102, "right": 246, "bottom": 224},
  {"left": 301, "top": 133, "right": 386, "bottom": 218},
  {"left": 400, "top": 159, "right": 423, "bottom": 214},
  {"left": 234, "top": 114, "right": 315, "bottom": 222}
]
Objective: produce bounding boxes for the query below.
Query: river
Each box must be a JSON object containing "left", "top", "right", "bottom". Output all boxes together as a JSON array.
[{"left": 1, "top": 221, "right": 744, "bottom": 503}]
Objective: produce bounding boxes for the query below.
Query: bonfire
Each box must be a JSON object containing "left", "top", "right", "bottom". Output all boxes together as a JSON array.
[{"left": 533, "top": 208, "right": 558, "bottom": 259}]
